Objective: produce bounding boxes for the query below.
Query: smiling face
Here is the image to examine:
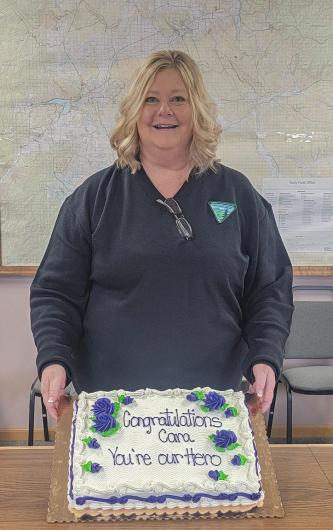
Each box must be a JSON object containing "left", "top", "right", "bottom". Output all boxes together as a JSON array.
[{"left": 137, "top": 68, "right": 193, "bottom": 157}]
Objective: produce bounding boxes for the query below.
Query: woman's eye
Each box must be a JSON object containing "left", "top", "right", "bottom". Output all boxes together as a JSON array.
[{"left": 144, "top": 96, "right": 186, "bottom": 104}]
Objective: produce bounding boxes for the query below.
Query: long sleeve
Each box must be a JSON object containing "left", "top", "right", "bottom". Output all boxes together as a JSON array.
[
  {"left": 241, "top": 202, "right": 294, "bottom": 383},
  {"left": 30, "top": 195, "right": 92, "bottom": 382}
]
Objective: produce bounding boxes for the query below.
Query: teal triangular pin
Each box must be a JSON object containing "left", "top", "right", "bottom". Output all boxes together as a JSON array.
[{"left": 208, "top": 201, "right": 237, "bottom": 223}]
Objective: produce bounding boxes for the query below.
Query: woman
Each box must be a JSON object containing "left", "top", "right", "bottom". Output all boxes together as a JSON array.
[{"left": 30, "top": 50, "right": 294, "bottom": 421}]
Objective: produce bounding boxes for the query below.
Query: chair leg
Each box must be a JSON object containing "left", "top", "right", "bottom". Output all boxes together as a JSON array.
[
  {"left": 28, "top": 390, "right": 35, "bottom": 446},
  {"left": 41, "top": 399, "right": 50, "bottom": 442},
  {"left": 267, "top": 381, "right": 279, "bottom": 439},
  {"left": 286, "top": 385, "right": 293, "bottom": 444}
]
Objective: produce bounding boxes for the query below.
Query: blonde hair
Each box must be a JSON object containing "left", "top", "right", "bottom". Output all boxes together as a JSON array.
[{"left": 110, "top": 50, "right": 222, "bottom": 175}]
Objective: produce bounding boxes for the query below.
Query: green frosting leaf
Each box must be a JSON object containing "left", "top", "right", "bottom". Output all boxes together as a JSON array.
[
  {"left": 101, "top": 430, "right": 113, "bottom": 437},
  {"left": 208, "top": 434, "right": 215, "bottom": 441},
  {"left": 239, "top": 455, "right": 248, "bottom": 465},
  {"left": 90, "top": 426, "right": 96, "bottom": 433},
  {"left": 113, "top": 402, "right": 121, "bottom": 416},
  {"left": 89, "top": 416, "right": 96, "bottom": 421},
  {"left": 200, "top": 405, "right": 210, "bottom": 413},
  {"left": 114, "top": 422, "right": 121, "bottom": 432},
  {"left": 214, "top": 446, "right": 226, "bottom": 452},
  {"left": 227, "top": 442, "right": 241, "bottom": 450},
  {"left": 81, "top": 461, "right": 92, "bottom": 472},
  {"left": 218, "top": 471, "right": 228, "bottom": 480},
  {"left": 221, "top": 403, "right": 229, "bottom": 411},
  {"left": 117, "top": 394, "right": 125, "bottom": 404},
  {"left": 229, "top": 406, "right": 239, "bottom": 416},
  {"left": 194, "top": 390, "right": 205, "bottom": 400},
  {"left": 82, "top": 436, "right": 93, "bottom": 445}
]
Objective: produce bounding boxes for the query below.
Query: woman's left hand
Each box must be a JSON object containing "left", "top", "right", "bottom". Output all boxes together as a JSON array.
[{"left": 249, "top": 363, "right": 276, "bottom": 414}]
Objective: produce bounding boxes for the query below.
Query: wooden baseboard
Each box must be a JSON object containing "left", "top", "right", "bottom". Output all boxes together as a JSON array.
[
  {"left": 270, "top": 424, "right": 333, "bottom": 438},
  {"left": 0, "top": 429, "right": 55, "bottom": 442}
]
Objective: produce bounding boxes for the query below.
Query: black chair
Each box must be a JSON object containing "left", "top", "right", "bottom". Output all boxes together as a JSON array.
[
  {"left": 267, "top": 285, "right": 333, "bottom": 443},
  {"left": 28, "top": 377, "right": 75, "bottom": 446}
]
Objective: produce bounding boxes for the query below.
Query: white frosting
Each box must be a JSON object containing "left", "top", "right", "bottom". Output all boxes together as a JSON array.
[{"left": 68, "top": 388, "right": 263, "bottom": 511}]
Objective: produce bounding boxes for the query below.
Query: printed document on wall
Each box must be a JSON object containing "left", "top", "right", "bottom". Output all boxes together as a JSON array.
[{"left": 262, "top": 179, "right": 333, "bottom": 252}]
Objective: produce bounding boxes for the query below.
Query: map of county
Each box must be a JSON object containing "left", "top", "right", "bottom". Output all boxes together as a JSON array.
[{"left": 0, "top": 0, "right": 332, "bottom": 266}]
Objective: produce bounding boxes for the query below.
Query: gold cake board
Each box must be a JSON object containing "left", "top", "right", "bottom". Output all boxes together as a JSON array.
[{"left": 47, "top": 397, "right": 284, "bottom": 522}]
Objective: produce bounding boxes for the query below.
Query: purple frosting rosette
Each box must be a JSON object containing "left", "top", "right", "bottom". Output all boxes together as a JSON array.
[
  {"left": 90, "top": 395, "right": 134, "bottom": 436},
  {"left": 186, "top": 392, "right": 199, "bottom": 401},
  {"left": 88, "top": 437, "right": 100, "bottom": 449},
  {"left": 231, "top": 455, "right": 241, "bottom": 466},
  {"left": 93, "top": 412, "right": 117, "bottom": 433},
  {"left": 81, "top": 461, "right": 102, "bottom": 473},
  {"left": 92, "top": 397, "right": 115, "bottom": 416},
  {"left": 203, "top": 391, "right": 226, "bottom": 411},
  {"left": 213, "top": 429, "right": 237, "bottom": 448},
  {"left": 91, "top": 462, "right": 102, "bottom": 473},
  {"left": 123, "top": 396, "right": 134, "bottom": 405}
]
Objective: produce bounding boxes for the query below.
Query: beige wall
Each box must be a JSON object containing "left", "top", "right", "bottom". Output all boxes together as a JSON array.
[{"left": 0, "top": 275, "right": 332, "bottom": 431}]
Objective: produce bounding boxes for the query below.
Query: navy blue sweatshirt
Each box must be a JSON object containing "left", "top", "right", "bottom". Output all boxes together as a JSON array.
[{"left": 30, "top": 163, "right": 294, "bottom": 393}]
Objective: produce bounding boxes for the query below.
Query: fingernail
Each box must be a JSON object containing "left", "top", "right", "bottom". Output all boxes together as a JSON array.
[
  {"left": 48, "top": 398, "right": 55, "bottom": 403},
  {"left": 257, "top": 391, "right": 263, "bottom": 398}
]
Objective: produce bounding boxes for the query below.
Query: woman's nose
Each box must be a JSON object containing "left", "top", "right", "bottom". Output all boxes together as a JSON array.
[{"left": 156, "top": 99, "right": 173, "bottom": 115}]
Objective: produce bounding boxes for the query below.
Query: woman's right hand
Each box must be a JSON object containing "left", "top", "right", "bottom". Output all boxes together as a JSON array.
[{"left": 41, "top": 364, "right": 67, "bottom": 420}]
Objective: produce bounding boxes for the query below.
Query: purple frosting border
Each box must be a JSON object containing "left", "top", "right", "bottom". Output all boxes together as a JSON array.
[
  {"left": 75, "top": 490, "right": 261, "bottom": 506},
  {"left": 69, "top": 396, "right": 262, "bottom": 507},
  {"left": 69, "top": 399, "right": 79, "bottom": 499}
]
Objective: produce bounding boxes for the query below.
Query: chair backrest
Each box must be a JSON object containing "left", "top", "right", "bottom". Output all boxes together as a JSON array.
[{"left": 284, "top": 285, "right": 333, "bottom": 360}]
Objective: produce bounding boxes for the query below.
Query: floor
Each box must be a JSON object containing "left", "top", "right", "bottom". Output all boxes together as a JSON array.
[{"left": 269, "top": 436, "right": 333, "bottom": 444}]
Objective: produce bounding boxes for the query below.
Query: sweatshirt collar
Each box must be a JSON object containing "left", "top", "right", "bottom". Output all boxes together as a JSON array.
[{"left": 135, "top": 164, "right": 199, "bottom": 202}]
